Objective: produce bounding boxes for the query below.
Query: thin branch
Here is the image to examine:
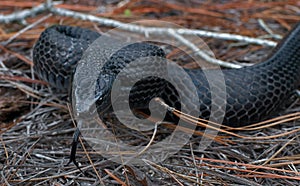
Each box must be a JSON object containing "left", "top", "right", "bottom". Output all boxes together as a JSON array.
[
  {"left": 49, "top": 6, "right": 277, "bottom": 68},
  {"left": 258, "top": 19, "right": 282, "bottom": 40},
  {"left": 0, "top": 1, "right": 279, "bottom": 68},
  {"left": 2, "top": 14, "right": 52, "bottom": 46},
  {"left": 50, "top": 6, "right": 277, "bottom": 47},
  {"left": 167, "top": 29, "right": 243, "bottom": 68},
  {"left": 0, "top": 3, "right": 47, "bottom": 24}
]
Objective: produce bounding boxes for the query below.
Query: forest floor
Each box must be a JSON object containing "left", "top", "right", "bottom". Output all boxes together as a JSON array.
[{"left": 1, "top": 0, "right": 300, "bottom": 185}]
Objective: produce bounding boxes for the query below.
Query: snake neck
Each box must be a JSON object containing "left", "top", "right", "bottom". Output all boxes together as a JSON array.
[{"left": 258, "top": 22, "right": 300, "bottom": 74}]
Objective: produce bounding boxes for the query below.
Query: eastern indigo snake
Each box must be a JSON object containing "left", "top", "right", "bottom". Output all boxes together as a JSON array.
[{"left": 33, "top": 23, "right": 300, "bottom": 127}]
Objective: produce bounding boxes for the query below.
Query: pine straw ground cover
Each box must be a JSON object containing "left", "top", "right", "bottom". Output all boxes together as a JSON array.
[{"left": 1, "top": 0, "right": 300, "bottom": 185}]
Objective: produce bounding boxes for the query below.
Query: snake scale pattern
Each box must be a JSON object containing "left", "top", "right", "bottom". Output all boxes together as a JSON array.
[{"left": 33, "top": 23, "right": 300, "bottom": 127}]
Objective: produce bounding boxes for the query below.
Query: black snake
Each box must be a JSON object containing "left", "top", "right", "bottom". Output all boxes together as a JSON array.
[{"left": 33, "top": 23, "right": 300, "bottom": 127}]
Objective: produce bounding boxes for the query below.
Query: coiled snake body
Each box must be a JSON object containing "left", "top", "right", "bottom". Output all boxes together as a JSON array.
[{"left": 33, "top": 23, "right": 300, "bottom": 127}]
